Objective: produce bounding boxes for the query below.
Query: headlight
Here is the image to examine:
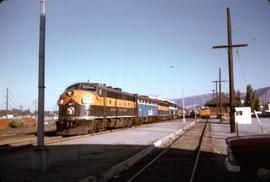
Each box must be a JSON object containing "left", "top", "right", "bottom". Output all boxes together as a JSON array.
[
  {"left": 66, "top": 107, "right": 75, "bottom": 115},
  {"left": 81, "top": 96, "right": 93, "bottom": 104},
  {"left": 66, "top": 90, "right": 76, "bottom": 96}
]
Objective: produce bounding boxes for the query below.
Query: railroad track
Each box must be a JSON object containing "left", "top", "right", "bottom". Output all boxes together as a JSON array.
[
  {"left": 0, "top": 133, "right": 62, "bottom": 152},
  {"left": 112, "top": 119, "right": 208, "bottom": 182},
  {"left": 0, "top": 122, "right": 166, "bottom": 152}
]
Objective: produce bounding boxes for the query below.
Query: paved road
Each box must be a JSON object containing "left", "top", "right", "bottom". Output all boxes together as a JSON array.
[{"left": 52, "top": 119, "right": 196, "bottom": 146}]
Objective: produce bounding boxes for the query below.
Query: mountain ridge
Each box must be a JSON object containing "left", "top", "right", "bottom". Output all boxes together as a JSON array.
[{"left": 173, "top": 86, "right": 270, "bottom": 109}]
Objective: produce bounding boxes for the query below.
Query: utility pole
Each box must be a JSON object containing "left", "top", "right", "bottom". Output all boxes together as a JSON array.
[
  {"left": 212, "top": 89, "right": 216, "bottom": 117},
  {"left": 37, "top": 0, "right": 46, "bottom": 147},
  {"left": 264, "top": 93, "right": 267, "bottom": 110},
  {"left": 213, "top": 7, "right": 248, "bottom": 132},
  {"left": 33, "top": 99, "right": 38, "bottom": 114},
  {"left": 19, "top": 105, "right": 23, "bottom": 116},
  {"left": 219, "top": 69, "right": 222, "bottom": 123},
  {"left": 212, "top": 89, "right": 215, "bottom": 99},
  {"left": 182, "top": 88, "right": 185, "bottom": 122},
  {"left": 212, "top": 81, "right": 218, "bottom": 118},
  {"left": 5, "top": 88, "right": 8, "bottom": 117},
  {"left": 194, "top": 96, "right": 197, "bottom": 118},
  {"left": 213, "top": 68, "right": 227, "bottom": 122},
  {"left": 218, "top": 68, "right": 227, "bottom": 123}
]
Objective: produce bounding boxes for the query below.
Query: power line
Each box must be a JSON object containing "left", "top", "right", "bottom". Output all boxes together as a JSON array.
[{"left": 235, "top": 48, "right": 248, "bottom": 86}]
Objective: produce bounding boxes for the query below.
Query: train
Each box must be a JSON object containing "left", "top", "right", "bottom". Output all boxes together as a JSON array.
[
  {"left": 199, "top": 107, "right": 211, "bottom": 119},
  {"left": 56, "top": 82, "right": 178, "bottom": 135}
]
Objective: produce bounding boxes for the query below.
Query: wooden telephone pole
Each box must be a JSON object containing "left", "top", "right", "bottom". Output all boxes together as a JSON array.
[
  {"left": 213, "top": 7, "right": 248, "bottom": 132},
  {"left": 212, "top": 81, "right": 218, "bottom": 118},
  {"left": 218, "top": 68, "right": 227, "bottom": 123},
  {"left": 212, "top": 89, "right": 215, "bottom": 99},
  {"left": 212, "top": 68, "right": 227, "bottom": 122}
]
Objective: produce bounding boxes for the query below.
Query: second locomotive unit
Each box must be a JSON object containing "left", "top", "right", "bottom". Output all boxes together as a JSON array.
[{"left": 57, "top": 82, "right": 178, "bottom": 135}]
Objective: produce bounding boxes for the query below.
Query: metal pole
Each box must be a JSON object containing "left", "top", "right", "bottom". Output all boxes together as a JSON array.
[
  {"left": 35, "top": 99, "right": 37, "bottom": 114},
  {"left": 212, "top": 81, "right": 218, "bottom": 118},
  {"left": 264, "top": 93, "right": 267, "bottom": 111},
  {"left": 182, "top": 88, "right": 185, "bottom": 122},
  {"left": 194, "top": 96, "right": 196, "bottom": 118},
  {"left": 211, "top": 89, "right": 215, "bottom": 118},
  {"left": 215, "top": 83, "right": 218, "bottom": 118},
  {"left": 212, "top": 89, "right": 215, "bottom": 99},
  {"left": 6, "top": 88, "right": 8, "bottom": 118},
  {"left": 227, "top": 7, "right": 236, "bottom": 132},
  {"left": 37, "top": 0, "right": 46, "bottom": 147},
  {"left": 219, "top": 68, "right": 222, "bottom": 123}
]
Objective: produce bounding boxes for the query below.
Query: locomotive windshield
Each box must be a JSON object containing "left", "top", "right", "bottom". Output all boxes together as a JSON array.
[
  {"left": 81, "top": 84, "right": 96, "bottom": 91},
  {"left": 65, "top": 83, "right": 96, "bottom": 91}
]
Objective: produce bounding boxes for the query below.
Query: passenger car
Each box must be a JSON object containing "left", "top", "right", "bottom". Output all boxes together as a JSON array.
[{"left": 225, "top": 134, "right": 270, "bottom": 180}]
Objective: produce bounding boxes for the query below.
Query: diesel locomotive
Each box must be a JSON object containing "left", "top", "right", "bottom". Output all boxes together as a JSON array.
[
  {"left": 56, "top": 82, "right": 178, "bottom": 135},
  {"left": 199, "top": 107, "right": 211, "bottom": 119}
]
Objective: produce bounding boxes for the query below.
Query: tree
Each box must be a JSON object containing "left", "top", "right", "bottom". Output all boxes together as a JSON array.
[
  {"left": 245, "top": 84, "right": 253, "bottom": 107},
  {"left": 244, "top": 84, "right": 260, "bottom": 111},
  {"left": 235, "top": 90, "right": 242, "bottom": 107},
  {"left": 254, "top": 96, "right": 260, "bottom": 112}
]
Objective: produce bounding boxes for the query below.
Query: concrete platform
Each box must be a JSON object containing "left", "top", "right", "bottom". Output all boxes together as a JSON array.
[
  {"left": 0, "top": 119, "right": 195, "bottom": 182},
  {"left": 237, "top": 118, "right": 270, "bottom": 135},
  {"left": 197, "top": 118, "right": 270, "bottom": 182},
  {"left": 203, "top": 118, "right": 270, "bottom": 155}
]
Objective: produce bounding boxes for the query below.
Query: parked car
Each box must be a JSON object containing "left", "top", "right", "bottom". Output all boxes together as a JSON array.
[{"left": 225, "top": 134, "right": 270, "bottom": 180}]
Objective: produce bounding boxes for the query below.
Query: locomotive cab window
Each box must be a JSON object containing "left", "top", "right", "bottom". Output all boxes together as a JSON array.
[
  {"left": 81, "top": 84, "right": 96, "bottom": 91},
  {"left": 96, "top": 88, "right": 103, "bottom": 96}
]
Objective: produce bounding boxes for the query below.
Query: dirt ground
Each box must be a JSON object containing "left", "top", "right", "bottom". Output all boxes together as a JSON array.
[{"left": 0, "top": 122, "right": 56, "bottom": 137}]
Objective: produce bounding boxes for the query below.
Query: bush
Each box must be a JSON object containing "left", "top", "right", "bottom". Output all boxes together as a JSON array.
[{"left": 9, "top": 118, "right": 23, "bottom": 128}]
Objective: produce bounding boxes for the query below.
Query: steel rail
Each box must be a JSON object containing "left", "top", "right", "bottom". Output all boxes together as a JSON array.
[
  {"left": 189, "top": 119, "right": 208, "bottom": 182},
  {"left": 126, "top": 119, "right": 208, "bottom": 182},
  {"left": 127, "top": 120, "right": 206, "bottom": 182}
]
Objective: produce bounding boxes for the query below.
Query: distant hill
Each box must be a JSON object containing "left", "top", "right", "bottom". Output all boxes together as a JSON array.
[
  {"left": 255, "top": 87, "right": 270, "bottom": 105},
  {"left": 173, "top": 86, "right": 270, "bottom": 109},
  {"left": 172, "top": 93, "right": 213, "bottom": 110}
]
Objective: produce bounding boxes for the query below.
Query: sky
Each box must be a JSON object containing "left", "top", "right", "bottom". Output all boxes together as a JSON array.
[{"left": 0, "top": 0, "right": 270, "bottom": 111}]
